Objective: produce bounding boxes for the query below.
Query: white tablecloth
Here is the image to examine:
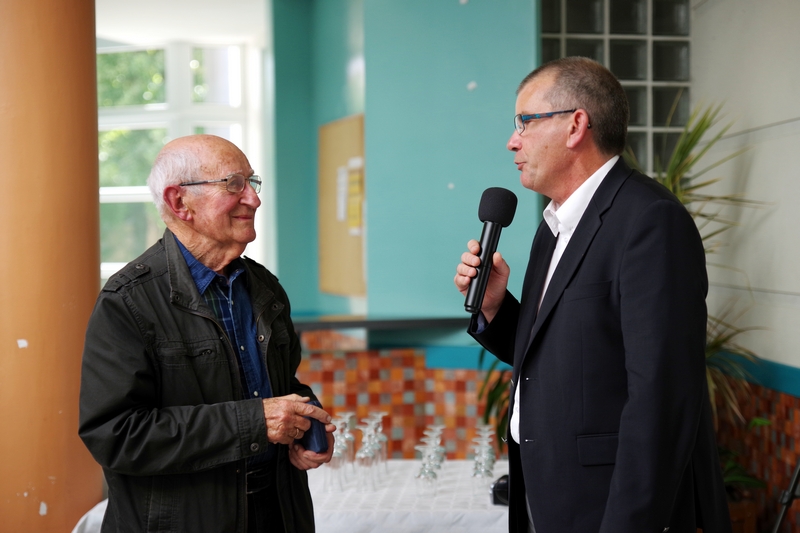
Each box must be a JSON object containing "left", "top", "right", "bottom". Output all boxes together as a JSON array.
[
  {"left": 307, "top": 459, "right": 508, "bottom": 533},
  {"left": 72, "top": 459, "right": 508, "bottom": 533}
]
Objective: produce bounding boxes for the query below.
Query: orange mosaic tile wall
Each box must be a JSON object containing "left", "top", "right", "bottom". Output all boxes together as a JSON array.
[
  {"left": 295, "top": 343, "right": 503, "bottom": 460},
  {"left": 716, "top": 383, "right": 800, "bottom": 533}
]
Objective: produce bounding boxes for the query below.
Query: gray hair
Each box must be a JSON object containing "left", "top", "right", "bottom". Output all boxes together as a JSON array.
[{"left": 147, "top": 145, "right": 203, "bottom": 218}]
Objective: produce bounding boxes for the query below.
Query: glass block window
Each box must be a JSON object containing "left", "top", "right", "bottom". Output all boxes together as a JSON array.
[{"left": 540, "top": 0, "right": 690, "bottom": 172}]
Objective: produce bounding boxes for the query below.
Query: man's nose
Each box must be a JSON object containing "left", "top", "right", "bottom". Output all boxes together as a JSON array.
[
  {"left": 241, "top": 183, "right": 261, "bottom": 208},
  {"left": 507, "top": 131, "right": 521, "bottom": 151}
]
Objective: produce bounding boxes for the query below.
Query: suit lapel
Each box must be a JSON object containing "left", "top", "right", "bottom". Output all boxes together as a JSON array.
[
  {"left": 523, "top": 158, "right": 634, "bottom": 355},
  {"left": 513, "top": 223, "right": 557, "bottom": 372}
]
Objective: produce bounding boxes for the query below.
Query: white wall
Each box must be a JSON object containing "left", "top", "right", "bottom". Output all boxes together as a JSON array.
[{"left": 692, "top": 0, "right": 800, "bottom": 368}]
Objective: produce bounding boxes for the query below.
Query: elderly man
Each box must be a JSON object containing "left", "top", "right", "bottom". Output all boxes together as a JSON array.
[
  {"left": 79, "top": 134, "right": 334, "bottom": 533},
  {"left": 455, "top": 58, "right": 731, "bottom": 532}
]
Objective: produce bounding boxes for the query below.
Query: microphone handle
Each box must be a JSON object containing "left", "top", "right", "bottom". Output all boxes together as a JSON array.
[{"left": 465, "top": 221, "right": 502, "bottom": 314}]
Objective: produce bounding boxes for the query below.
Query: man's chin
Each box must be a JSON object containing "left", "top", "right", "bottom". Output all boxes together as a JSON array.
[{"left": 238, "top": 230, "right": 257, "bottom": 245}]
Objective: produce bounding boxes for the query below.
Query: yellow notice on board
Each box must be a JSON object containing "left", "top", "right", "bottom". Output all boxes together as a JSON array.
[{"left": 347, "top": 159, "right": 364, "bottom": 236}]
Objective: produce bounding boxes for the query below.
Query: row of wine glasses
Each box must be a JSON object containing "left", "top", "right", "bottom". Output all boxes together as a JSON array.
[
  {"left": 323, "top": 411, "right": 389, "bottom": 493},
  {"left": 414, "top": 424, "right": 446, "bottom": 496},
  {"left": 355, "top": 411, "right": 389, "bottom": 490},
  {"left": 471, "top": 423, "right": 497, "bottom": 493},
  {"left": 323, "top": 411, "right": 353, "bottom": 492}
]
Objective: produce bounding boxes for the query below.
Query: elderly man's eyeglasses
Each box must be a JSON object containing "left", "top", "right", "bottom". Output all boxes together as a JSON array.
[
  {"left": 180, "top": 174, "right": 262, "bottom": 194},
  {"left": 514, "top": 109, "right": 576, "bottom": 135}
]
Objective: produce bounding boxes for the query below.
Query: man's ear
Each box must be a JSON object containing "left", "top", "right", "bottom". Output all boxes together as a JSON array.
[
  {"left": 565, "top": 109, "right": 591, "bottom": 149},
  {"left": 163, "top": 185, "right": 193, "bottom": 221}
]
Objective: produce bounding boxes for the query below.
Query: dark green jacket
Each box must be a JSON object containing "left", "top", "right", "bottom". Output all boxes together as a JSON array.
[{"left": 79, "top": 229, "right": 316, "bottom": 532}]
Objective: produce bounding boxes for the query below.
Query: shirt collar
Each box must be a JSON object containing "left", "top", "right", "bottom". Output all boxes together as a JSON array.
[
  {"left": 542, "top": 155, "right": 619, "bottom": 238},
  {"left": 173, "top": 235, "right": 244, "bottom": 295}
]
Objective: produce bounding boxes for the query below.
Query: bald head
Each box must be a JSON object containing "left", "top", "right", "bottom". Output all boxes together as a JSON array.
[
  {"left": 147, "top": 134, "right": 248, "bottom": 219},
  {"left": 162, "top": 134, "right": 242, "bottom": 167}
]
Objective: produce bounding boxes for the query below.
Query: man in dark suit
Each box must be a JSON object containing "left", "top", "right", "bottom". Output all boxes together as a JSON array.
[{"left": 454, "top": 57, "right": 732, "bottom": 533}]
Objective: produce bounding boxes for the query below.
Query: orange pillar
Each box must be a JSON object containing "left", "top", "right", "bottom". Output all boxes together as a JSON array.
[{"left": 0, "top": 0, "right": 104, "bottom": 531}]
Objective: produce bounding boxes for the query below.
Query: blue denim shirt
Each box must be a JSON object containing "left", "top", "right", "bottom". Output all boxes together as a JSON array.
[{"left": 175, "top": 236, "right": 274, "bottom": 462}]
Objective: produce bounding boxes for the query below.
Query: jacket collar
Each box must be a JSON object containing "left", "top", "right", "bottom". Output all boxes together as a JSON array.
[
  {"left": 164, "top": 228, "right": 210, "bottom": 312},
  {"left": 245, "top": 262, "right": 282, "bottom": 323},
  {"left": 163, "top": 228, "right": 281, "bottom": 321}
]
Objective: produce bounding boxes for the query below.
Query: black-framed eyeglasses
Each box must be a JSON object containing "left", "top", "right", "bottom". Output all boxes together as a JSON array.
[
  {"left": 514, "top": 109, "right": 576, "bottom": 134},
  {"left": 180, "top": 173, "right": 262, "bottom": 194}
]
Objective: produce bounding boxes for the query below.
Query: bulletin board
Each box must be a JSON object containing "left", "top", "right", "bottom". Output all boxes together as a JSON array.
[{"left": 318, "top": 114, "right": 366, "bottom": 296}]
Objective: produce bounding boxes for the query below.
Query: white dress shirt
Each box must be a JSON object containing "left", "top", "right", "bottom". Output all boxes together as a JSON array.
[{"left": 510, "top": 155, "right": 619, "bottom": 444}]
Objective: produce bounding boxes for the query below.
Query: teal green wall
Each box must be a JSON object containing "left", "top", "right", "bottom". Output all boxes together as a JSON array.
[
  {"left": 272, "top": 0, "right": 318, "bottom": 313},
  {"left": 313, "top": 0, "right": 365, "bottom": 123},
  {"left": 273, "top": 0, "right": 365, "bottom": 315},
  {"left": 312, "top": 0, "right": 366, "bottom": 315},
  {"left": 364, "top": 0, "right": 539, "bottom": 317},
  {"left": 272, "top": 0, "right": 541, "bottom": 324}
]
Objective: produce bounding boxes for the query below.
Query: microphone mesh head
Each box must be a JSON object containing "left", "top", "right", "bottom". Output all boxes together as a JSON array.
[{"left": 478, "top": 187, "right": 518, "bottom": 227}]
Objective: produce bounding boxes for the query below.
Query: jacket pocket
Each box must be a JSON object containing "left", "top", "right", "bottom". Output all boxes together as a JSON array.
[
  {"left": 564, "top": 280, "right": 611, "bottom": 302},
  {"left": 154, "top": 339, "right": 234, "bottom": 404},
  {"left": 154, "top": 339, "right": 226, "bottom": 366},
  {"left": 576, "top": 433, "right": 618, "bottom": 466}
]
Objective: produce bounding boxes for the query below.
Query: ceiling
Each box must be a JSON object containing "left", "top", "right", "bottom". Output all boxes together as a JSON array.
[{"left": 95, "top": 0, "right": 268, "bottom": 47}]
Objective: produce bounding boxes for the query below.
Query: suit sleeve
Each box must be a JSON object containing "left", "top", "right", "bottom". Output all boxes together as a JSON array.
[
  {"left": 599, "top": 198, "right": 709, "bottom": 531},
  {"left": 468, "top": 290, "right": 521, "bottom": 367}
]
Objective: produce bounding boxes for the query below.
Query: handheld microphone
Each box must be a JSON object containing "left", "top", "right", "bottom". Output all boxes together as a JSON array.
[{"left": 464, "top": 187, "right": 517, "bottom": 314}]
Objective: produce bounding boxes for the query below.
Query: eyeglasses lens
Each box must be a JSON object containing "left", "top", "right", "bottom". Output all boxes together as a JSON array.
[
  {"left": 225, "top": 174, "right": 261, "bottom": 194},
  {"left": 224, "top": 174, "right": 244, "bottom": 193}
]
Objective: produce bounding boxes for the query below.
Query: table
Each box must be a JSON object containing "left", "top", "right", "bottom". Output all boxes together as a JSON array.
[
  {"left": 72, "top": 460, "right": 508, "bottom": 533},
  {"left": 307, "top": 459, "right": 509, "bottom": 533}
]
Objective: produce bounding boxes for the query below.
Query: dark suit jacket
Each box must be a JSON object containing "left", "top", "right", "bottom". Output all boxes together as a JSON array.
[{"left": 472, "top": 159, "right": 732, "bottom": 533}]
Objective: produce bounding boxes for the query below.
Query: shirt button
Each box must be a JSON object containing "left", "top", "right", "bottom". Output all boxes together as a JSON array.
[
  {"left": 240, "top": 345, "right": 245, "bottom": 351},
  {"left": 253, "top": 391, "right": 259, "bottom": 397},
  {"left": 250, "top": 443, "right": 260, "bottom": 452}
]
